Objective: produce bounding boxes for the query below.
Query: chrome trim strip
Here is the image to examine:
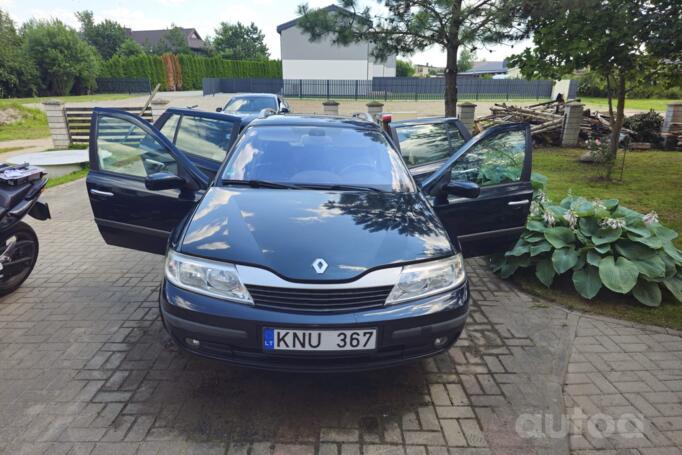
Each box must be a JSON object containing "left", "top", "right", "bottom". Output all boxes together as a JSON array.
[{"left": 235, "top": 264, "right": 402, "bottom": 289}]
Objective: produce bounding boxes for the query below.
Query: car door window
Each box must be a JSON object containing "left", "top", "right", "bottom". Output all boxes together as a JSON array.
[
  {"left": 161, "top": 115, "right": 235, "bottom": 162},
  {"left": 450, "top": 130, "right": 526, "bottom": 186},
  {"left": 395, "top": 122, "right": 465, "bottom": 167},
  {"left": 97, "top": 115, "right": 178, "bottom": 177}
]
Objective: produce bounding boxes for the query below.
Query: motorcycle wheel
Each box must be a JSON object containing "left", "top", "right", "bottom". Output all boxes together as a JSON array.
[{"left": 0, "top": 221, "right": 39, "bottom": 297}]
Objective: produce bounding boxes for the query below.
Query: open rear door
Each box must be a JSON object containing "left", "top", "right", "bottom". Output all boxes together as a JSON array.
[{"left": 418, "top": 123, "right": 533, "bottom": 258}]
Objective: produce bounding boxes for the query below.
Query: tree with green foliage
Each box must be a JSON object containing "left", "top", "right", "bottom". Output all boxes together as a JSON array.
[
  {"left": 395, "top": 59, "right": 415, "bottom": 77},
  {"left": 510, "top": 0, "right": 682, "bottom": 179},
  {"left": 153, "top": 25, "right": 191, "bottom": 55},
  {"left": 21, "top": 19, "right": 100, "bottom": 96},
  {"left": 457, "top": 48, "right": 475, "bottom": 73},
  {"left": 115, "top": 39, "right": 145, "bottom": 58},
  {"left": 75, "top": 10, "right": 127, "bottom": 60},
  {"left": 297, "top": 0, "right": 527, "bottom": 116},
  {"left": 0, "top": 9, "right": 38, "bottom": 97},
  {"left": 212, "top": 22, "right": 270, "bottom": 60}
]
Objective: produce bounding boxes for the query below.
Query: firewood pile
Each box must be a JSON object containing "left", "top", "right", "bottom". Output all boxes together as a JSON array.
[{"left": 475, "top": 98, "right": 633, "bottom": 145}]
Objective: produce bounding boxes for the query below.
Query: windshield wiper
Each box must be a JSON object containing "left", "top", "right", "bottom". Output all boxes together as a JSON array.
[
  {"left": 297, "top": 183, "right": 384, "bottom": 193},
  {"left": 221, "top": 179, "right": 300, "bottom": 189}
]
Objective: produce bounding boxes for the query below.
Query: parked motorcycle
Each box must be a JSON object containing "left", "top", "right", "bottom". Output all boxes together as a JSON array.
[{"left": 0, "top": 164, "right": 51, "bottom": 296}]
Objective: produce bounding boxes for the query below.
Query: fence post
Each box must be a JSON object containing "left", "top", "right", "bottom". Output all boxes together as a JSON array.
[
  {"left": 457, "top": 102, "right": 477, "bottom": 133},
  {"left": 506, "top": 79, "right": 510, "bottom": 101},
  {"left": 561, "top": 101, "right": 584, "bottom": 147},
  {"left": 42, "top": 100, "right": 70, "bottom": 149},
  {"left": 366, "top": 101, "right": 384, "bottom": 120},
  {"left": 151, "top": 98, "right": 170, "bottom": 122},
  {"left": 476, "top": 78, "right": 480, "bottom": 100},
  {"left": 662, "top": 101, "right": 682, "bottom": 149},
  {"left": 326, "top": 80, "right": 330, "bottom": 100},
  {"left": 299, "top": 79, "right": 303, "bottom": 99},
  {"left": 355, "top": 80, "right": 358, "bottom": 100}
]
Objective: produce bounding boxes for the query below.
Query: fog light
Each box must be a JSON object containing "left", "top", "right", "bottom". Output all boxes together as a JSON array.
[
  {"left": 185, "top": 338, "right": 201, "bottom": 348},
  {"left": 434, "top": 336, "right": 448, "bottom": 348}
]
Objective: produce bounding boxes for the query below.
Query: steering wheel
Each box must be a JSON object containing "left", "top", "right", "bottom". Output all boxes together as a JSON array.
[{"left": 339, "top": 164, "right": 377, "bottom": 177}]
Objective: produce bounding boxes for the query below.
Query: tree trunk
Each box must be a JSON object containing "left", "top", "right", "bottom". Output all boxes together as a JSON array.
[
  {"left": 444, "top": 45, "right": 459, "bottom": 117},
  {"left": 606, "top": 74, "right": 626, "bottom": 180}
]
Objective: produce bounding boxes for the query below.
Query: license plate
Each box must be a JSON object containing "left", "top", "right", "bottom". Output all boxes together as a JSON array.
[{"left": 263, "top": 328, "right": 377, "bottom": 352}]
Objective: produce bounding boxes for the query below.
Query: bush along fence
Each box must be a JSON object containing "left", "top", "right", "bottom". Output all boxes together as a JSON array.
[
  {"left": 95, "top": 77, "right": 152, "bottom": 94},
  {"left": 98, "top": 54, "right": 282, "bottom": 92},
  {"left": 203, "top": 77, "right": 576, "bottom": 101}
]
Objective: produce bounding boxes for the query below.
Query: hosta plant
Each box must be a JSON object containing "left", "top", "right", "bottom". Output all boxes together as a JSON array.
[{"left": 492, "top": 176, "right": 682, "bottom": 307}]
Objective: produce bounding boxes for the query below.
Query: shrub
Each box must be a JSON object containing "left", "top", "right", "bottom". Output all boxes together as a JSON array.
[
  {"left": 624, "top": 110, "right": 664, "bottom": 146},
  {"left": 492, "top": 175, "right": 682, "bottom": 307}
]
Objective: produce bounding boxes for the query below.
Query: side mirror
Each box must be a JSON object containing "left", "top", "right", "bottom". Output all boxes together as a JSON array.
[
  {"left": 145, "top": 172, "right": 185, "bottom": 191},
  {"left": 446, "top": 181, "right": 480, "bottom": 198},
  {"left": 280, "top": 107, "right": 290, "bottom": 114},
  {"left": 215, "top": 107, "right": 223, "bottom": 112}
]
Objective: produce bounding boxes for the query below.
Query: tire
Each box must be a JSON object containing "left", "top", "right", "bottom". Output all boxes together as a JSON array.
[{"left": 0, "top": 221, "right": 39, "bottom": 297}]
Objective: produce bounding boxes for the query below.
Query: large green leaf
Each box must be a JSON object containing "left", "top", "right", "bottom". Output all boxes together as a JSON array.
[
  {"left": 614, "top": 239, "right": 657, "bottom": 260},
  {"left": 652, "top": 224, "right": 678, "bottom": 242},
  {"left": 572, "top": 266, "right": 602, "bottom": 299},
  {"left": 663, "top": 242, "right": 682, "bottom": 262},
  {"left": 530, "top": 241, "right": 552, "bottom": 257},
  {"left": 506, "top": 242, "right": 530, "bottom": 257},
  {"left": 624, "top": 220, "right": 652, "bottom": 238},
  {"left": 661, "top": 254, "right": 679, "bottom": 278},
  {"left": 526, "top": 220, "right": 547, "bottom": 232},
  {"left": 552, "top": 247, "right": 579, "bottom": 274},
  {"left": 535, "top": 258, "right": 556, "bottom": 287},
  {"left": 598, "top": 256, "right": 639, "bottom": 294},
  {"left": 572, "top": 200, "right": 595, "bottom": 217},
  {"left": 602, "top": 199, "right": 619, "bottom": 211},
  {"left": 592, "top": 227, "right": 622, "bottom": 245},
  {"left": 663, "top": 274, "right": 682, "bottom": 302},
  {"left": 632, "top": 281, "right": 662, "bottom": 307},
  {"left": 629, "top": 234, "right": 663, "bottom": 249},
  {"left": 530, "top": 173, "right": 547, "bottom": 190},
  {"left": 544, "top": 227, "right": 575, "bottom": 249},
  {"left": 594, "top": 244, "right": 611, "bottom": 254},
  {"left": 499, "top": 261, "right": 519, "bottom": 279},
  {"left": 587, "top": 250, "right": 602, "bottom": 267},
  {"left": 579, "top": 217, "right": 600, "bottom": 236},
  {"left": 632, "top": 255, "right": 666, "bottom": 280}
]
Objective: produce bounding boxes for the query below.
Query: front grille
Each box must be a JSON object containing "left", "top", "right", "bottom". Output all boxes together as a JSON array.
[{"left": 246, "top": 284, "right": 394, "bottom": 312}]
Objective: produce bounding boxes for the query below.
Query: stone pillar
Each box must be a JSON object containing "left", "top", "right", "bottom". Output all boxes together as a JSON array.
[
  {"left": 151, "top": 98, "right": 170, "bottom": 122},
  {"left": 322, "top": 100, "right": 339, "bottom": 116},
  {"left": 366, "top": 101, "right": 384, "bottom": 120},
  {"left": 457, "top": 102, "right": 477, "bottom": 133},
  {"left": 561, "top": 101, "right": 584, "bottom": 147},
  {"left": 42, "top": 99, "right": 69, "bottom": 149}
]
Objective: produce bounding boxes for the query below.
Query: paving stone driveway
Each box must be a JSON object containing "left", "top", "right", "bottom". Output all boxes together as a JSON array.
[{"left": 0, "top": 180, "right": 680, "bottom": 455}]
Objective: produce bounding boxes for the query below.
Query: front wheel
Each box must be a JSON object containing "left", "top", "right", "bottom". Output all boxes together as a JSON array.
[{"left": 0, "top": 221, "right": 39, "bottom": 297}]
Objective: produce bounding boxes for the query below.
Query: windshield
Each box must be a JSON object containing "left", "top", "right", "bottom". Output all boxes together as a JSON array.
[
  {"left": 224, "top": 96, "right": 277, "bottom": 114},
  {"left": 221, "top": 125, "right": 416, "bottom": 192}
]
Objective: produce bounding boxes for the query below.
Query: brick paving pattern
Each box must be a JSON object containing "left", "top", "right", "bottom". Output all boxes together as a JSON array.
[{"left": 0, "top": 179, "right": 680, "bottom": 455}]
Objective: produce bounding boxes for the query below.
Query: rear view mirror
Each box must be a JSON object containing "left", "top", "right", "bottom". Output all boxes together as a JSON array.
[
  {"left": 215, "top": 107, "right": 223, "bottom": 112},
  {"left": 446, "top": 181, "right": 480, "bottom": 198},
  {"left": 145, "top": 172, "right": 185, "bottom": 191}
]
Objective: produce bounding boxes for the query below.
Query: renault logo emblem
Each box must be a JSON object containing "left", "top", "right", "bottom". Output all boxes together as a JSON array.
[{"left": 312, "top": 258, "right": 328, "bottom": 274}]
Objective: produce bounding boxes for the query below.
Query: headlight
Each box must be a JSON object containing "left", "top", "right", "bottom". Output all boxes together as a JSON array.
[
  {"left": 165, "top": 250, "right": 253, "bottom": 304},
  {"left": 386, "top": 254, "right": 465, "bottom": 305}
]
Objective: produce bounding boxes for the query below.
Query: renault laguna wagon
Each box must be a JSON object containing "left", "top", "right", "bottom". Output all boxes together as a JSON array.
[{"left": 87, "top": 107, "right": 532, "bottom": 371}]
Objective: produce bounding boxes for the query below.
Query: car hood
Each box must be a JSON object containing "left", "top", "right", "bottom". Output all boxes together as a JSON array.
[{"left": 179, "top": 187, "right": 454, "bottom": 282}]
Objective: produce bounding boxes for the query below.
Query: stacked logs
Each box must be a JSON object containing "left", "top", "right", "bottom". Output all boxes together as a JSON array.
[{"left": 475, "top": 99, "right": 633, "bottom": 145}]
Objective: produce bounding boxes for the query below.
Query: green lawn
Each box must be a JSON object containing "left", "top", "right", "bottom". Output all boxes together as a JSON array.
[
  {"left": 46, "top": 167, "right": 89, "bottom": 189},
  {"left": 580, "top": 96, "right": 679, "bottom": 112},
  {"left": 522, "top": 147, "right": 682, "bottom": 330},
  {"left": 0, "top": 103, "right": 49, "bottom": 141}
]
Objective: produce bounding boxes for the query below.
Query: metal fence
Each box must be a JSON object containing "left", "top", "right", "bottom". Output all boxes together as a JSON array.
[
  {"left": 96, "top": 78, "right": 151, "bottom": 94},
  {"left": 203, "top": 77, "right": 575, "bottom": 100}
]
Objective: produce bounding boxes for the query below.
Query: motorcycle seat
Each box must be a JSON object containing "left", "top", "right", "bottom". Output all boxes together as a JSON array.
[{"left": 0, "top": 182, "right": 33, "bottom": 212}]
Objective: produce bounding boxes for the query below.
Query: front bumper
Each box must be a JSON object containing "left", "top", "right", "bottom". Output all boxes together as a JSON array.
[{"left": 160, "top": 279, "right": 469, "bottom": 372}]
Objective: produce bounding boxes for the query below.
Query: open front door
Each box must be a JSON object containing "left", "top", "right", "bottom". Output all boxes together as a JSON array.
[
  {"left": 419, "top": 123, "right": 533, "bottom": 258},
  {"left": 86, "top": 108, "right": 240, "bottom": 255},
  {"left": 154, "top": 108, "right": 241, "bottom": 179}
]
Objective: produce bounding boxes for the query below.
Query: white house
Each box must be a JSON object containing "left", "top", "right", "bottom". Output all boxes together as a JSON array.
[{"left": 277, "top": 5, "right": 396, "bottom": 80}]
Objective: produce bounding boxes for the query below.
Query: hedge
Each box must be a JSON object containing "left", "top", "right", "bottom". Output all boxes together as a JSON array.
[{"left": 99, "top": 54, "right": 282, "bottom": 91}]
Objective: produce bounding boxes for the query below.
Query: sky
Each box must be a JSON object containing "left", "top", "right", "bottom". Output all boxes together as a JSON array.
[{"left": 1, "top": 0, "right": 531, "bottom": 66}]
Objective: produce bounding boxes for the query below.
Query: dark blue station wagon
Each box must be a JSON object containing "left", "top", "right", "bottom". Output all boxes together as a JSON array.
[{"left": 87, "top": 108, "right": 532, "bottom": 371}]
